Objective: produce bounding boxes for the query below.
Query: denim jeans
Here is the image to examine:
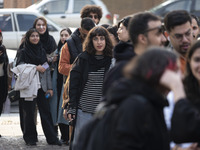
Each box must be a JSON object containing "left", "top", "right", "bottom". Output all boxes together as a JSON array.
[{"left": 72, "top": 109, "right": 93, "bottom": 147}]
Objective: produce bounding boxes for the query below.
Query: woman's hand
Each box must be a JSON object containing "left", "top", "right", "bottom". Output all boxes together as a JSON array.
[
  {"left": 160, "top": 69, "right": 185, "bottom": 102},
  {"left": 36, "top": 65, "right": 46, "bottom": 73},
  {"left": 46, "top": 90, "right": 53, "bottom": 97}
]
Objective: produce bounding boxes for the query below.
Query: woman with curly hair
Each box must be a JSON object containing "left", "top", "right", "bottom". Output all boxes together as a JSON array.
[{"left": 66, "top": 26, "right": 113, "bottom": 146}]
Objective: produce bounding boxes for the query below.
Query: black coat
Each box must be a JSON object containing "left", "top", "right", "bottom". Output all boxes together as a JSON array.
[
  {"left": 0, "top": 45, "right": 8, "bottom": 105},
  {"left": 102, "top": 42, "right": 135, "bottom": 96},
  {"left": 68, "top": 51, "right": 112, "bottom": 111},
  {"left": 106, "top": 78, "right": 170, "bottom": 150},
  {"left": 66, "top": 28, "right": 83, "bottom": 64},
  {"left": 171, "top": 99, "right": 200, "bottom": 144}
]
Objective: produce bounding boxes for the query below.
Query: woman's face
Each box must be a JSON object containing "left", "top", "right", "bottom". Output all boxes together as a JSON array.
[
  {"left": 117, "top": 23, "right": 129, "bottom": 42},
  {"left": 35, "top": 19, "right": 47, "bottom": 35},
  {"left": 60, "top": 30, "right": 70, "bottom": 44},
  {"left": 92, "top": 35, "right": 106, "bottom": 55},
  {"left": 190, "top": 48, "right": 200, "bottom": 83},
  {"left": 29, "top": 32, "right": 40, "bottom": 45}
]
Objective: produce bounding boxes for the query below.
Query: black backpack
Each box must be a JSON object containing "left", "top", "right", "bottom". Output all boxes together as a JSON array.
[{"left": 73, "top": 102, "right": 118, "bottom": 150}]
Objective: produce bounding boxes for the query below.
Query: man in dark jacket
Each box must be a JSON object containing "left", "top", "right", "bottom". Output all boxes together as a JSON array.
[
  {"left": 58, "top": 17, "right": 95, "bottom": 76},
  {"left": 102, "top": 12, "right": 167, "bottom": 97}
]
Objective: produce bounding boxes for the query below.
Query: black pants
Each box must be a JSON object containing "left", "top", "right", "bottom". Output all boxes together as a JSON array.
[
  {"left": 0, "top": 76, "right": 7, "bottom": 115},
  {"left": 19, "top": 88, "right": 58, "bottom": 144}
]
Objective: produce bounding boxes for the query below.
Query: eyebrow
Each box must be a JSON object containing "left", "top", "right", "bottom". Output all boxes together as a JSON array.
[{"left": 174, "top": 28, "right": 191, "bottom": 35}]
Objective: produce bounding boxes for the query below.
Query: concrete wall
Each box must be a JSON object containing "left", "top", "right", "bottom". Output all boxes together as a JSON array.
[{"left": 4, "top": 0, "right": 38, "bottom": 8}]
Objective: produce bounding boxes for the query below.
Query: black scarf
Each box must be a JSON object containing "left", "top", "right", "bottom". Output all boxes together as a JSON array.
[
  {"left": 22, "top": 39, "right": 47, "bottom": 66},
  {"left": 0, "top": 45, "right": 7, "bottom": 63},
  {"left": 88, "top": 54, "right": 112, "bottom": 73},
  {"left": 40, "top": 28, "right": 57, "bottom": 54}
]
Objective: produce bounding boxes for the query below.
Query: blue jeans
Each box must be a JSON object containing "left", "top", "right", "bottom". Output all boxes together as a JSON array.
[{"left": 72, "top": 109, "right": 93, "bottom": 147}]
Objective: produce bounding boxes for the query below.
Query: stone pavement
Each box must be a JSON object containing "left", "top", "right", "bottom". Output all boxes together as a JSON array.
[{"left": 0, "top": 100, "right": 69, "bottom": 150}]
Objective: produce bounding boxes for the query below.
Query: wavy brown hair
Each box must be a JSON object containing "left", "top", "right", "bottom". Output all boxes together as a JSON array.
[
  {"left": 80, "top": 5, "right": 102, "bottom": 20},
  {"left": 83, "top": 26, "right": 113, "bottom": 57}
]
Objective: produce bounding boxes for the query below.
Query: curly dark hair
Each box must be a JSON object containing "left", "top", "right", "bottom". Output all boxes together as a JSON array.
[
  {"left": 83, "top": 26, "right": 113, "bottom": 57},
  {"left": 80, "top": 5, "right": 102, "bottom": 20},
  {"left": 183, "top": 40, "right": 200, "bottom": 108}
]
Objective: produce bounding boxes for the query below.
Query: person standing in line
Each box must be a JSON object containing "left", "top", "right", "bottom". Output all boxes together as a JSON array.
[
  {"left": 191, "top": 14, "right": 200, "bottom": 41},
  {"left": 104, "top": 48, "right": 184, "bottom": 150},
  {"left": 0, "top": 30, "right": 8, "bottom": 137},
  {"left": 170, "top": 40, "right": 200, "bottom": 149},
  {"left": 33, "top": 17, "right": 57, "bottom": 64},
  {"left": 49, "top": 28, "right": 72, "bottom": 145},
  {"left": 102, "top": 12, "right": 167, "bottom": 98},
  {"left": 66, "top": 26, "right": 113, "bottom": 147},
  {"left": 80, "top": 5, "right": 103, "bottom": 25},
  {"left": 164, "top": 10, "right": 194, "bottom": 74},
  {"left": 16, "top": 28, "right": 61, "bottom": 146}
]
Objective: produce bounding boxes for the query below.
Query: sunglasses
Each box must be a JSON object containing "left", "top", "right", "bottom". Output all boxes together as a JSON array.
[
  {"left": 89, "top": 15, "right": 98, "bottom": 19},
  {"left": 143, "top": 26, "right": 165, "bottom": 34}
]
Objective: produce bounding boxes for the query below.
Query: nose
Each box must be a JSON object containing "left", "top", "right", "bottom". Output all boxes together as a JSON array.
[
  {"left": 182, "top": 35, "right": 189, "bottom": 42},
  {"left": 161, "top": 33, "right": 167, "bottom": 43}
]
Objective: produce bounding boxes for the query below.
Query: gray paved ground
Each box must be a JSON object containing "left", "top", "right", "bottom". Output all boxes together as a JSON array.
[{"left": 0, "top": 100, "right": 69, "bottom": 150}]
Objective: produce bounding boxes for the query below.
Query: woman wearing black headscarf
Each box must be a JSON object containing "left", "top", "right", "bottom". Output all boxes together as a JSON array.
[
  {"left": 0, "top": 30, "right": 8, "bottom": 119},
  {"left": 16, "top": 28, "right": 61, "bottom": 146},
  {"left": 33, "top": 17, "right": 57, "bottom": 63}
]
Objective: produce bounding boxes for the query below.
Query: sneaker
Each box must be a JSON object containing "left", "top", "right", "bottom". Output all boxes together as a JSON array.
[
  {"left": 26, "top": 141, "right": 37, "bottom": 146},
  {"left": 49, "top": 140, "right": 62, "bottom": 146}
]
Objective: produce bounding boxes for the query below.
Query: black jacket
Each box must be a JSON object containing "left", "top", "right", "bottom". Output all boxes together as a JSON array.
[
  {"left": 102, "top": 41, "right": 135, "bottom": 96},
  {"left": 171, "top": 99, "right": 200, "bottom": 144},
  {"left": 68, "top": 51, "right": 112, "bottom": 112},
  {"left": 106, "top": 78, "right": 170, "bottom": 150},
  {"left": 0, "top": 45, "right": 8, "bottom": 105},
  {"left": 66, "top": 28, "right": 83, "bottom": 64}
]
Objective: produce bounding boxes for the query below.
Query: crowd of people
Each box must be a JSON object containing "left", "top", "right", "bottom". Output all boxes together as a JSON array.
[{"left": 1, "top": 3, "right": 200, "bottom": 150}]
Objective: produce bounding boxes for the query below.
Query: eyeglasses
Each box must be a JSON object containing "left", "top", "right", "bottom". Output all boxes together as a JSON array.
[
  {"left": 171, "top": 29, "right": 192, "bottom": 41},
  {"left": 143, "top": 26, "right": 165, "bottom": 34},
  {"left": 89, "top": 15, "right": 98, "bottom": 19}
]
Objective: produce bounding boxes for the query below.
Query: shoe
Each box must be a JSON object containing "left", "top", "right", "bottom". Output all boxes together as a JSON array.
[
  {"left": 60, "top": 139, "right": 69, "bottom": 145},
  {"left": 49, "top": 140, "right": 62, "bottom": 146},
  {"left": 26, "top": 141, "right": 37, "bottom": 146}
]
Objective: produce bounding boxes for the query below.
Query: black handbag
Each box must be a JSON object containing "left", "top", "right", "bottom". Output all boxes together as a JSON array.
[{"left": 8, "top": 90, "right": 20, "bottom": 103}]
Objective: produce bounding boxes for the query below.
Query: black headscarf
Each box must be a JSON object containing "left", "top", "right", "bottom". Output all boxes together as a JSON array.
[
  {"left": 39, "top": 28, "right": 57, "bottom": 54},
  {"left": 0, "top": 45, "right": 7, "bottom": 63},
  {"left": 17, "top": 28, "right": 47, "bottom": 66}
]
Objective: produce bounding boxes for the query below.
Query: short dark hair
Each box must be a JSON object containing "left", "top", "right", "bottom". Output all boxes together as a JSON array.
[
  {"left": 81, "top": 17, "right": 96, "bottom": 31},
  {"left": 107, "top": 25, "right": 119, "bottom": 43},
  {"left": 191, "top": 14, "right": 200, "bottom": 27},
  {"left": 164, "top": 10, "right": 191, "bottom": 32},
  {"left": 128, "top": 12, "right": 161, "bottom": 45},
  {"left": 80, "top": 5, "right": 102, "bottom": 21},
  {"left": 117, "top": 16, "right": 132, "bottom": 29},
  {"left": 124, "top": 47, "right": 177, "bottom": 87},
  {"left": 83, "top": 26, "right": 113, "bottom": 57}
]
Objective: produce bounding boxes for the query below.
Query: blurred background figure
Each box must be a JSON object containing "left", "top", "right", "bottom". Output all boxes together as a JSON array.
[
  {"left": 191, "top": 14, "right": 200, "bottom": 41},
  {"left": 107, "top": 25, "right": 119, "bottom": 47},
  {"left": 0, "top": 30, "right": 8, "bottom": 131},
  {"left": 49, "top": 27, "right": 72, "bottom": 145}
]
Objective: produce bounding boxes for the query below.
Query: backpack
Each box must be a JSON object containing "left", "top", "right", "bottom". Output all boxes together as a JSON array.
[{"left": 73, "top": 102, "right": 118, "bottom": 150}]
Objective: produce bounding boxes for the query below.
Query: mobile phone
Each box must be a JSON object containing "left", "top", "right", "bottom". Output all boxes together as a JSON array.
[{"left": 42, "top": 62, "right": 49, "bottom": 69}]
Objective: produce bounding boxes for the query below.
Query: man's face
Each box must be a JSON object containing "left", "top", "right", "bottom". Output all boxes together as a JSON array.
[
  {"left": 168, "top": 21, "right": 193, "bottom": 57},
  {"left": 145, "top": 20, "right": 167, "bottom": 47},
  {"left": 88, "top": 12, "right": 99, "bottom": 25}
]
